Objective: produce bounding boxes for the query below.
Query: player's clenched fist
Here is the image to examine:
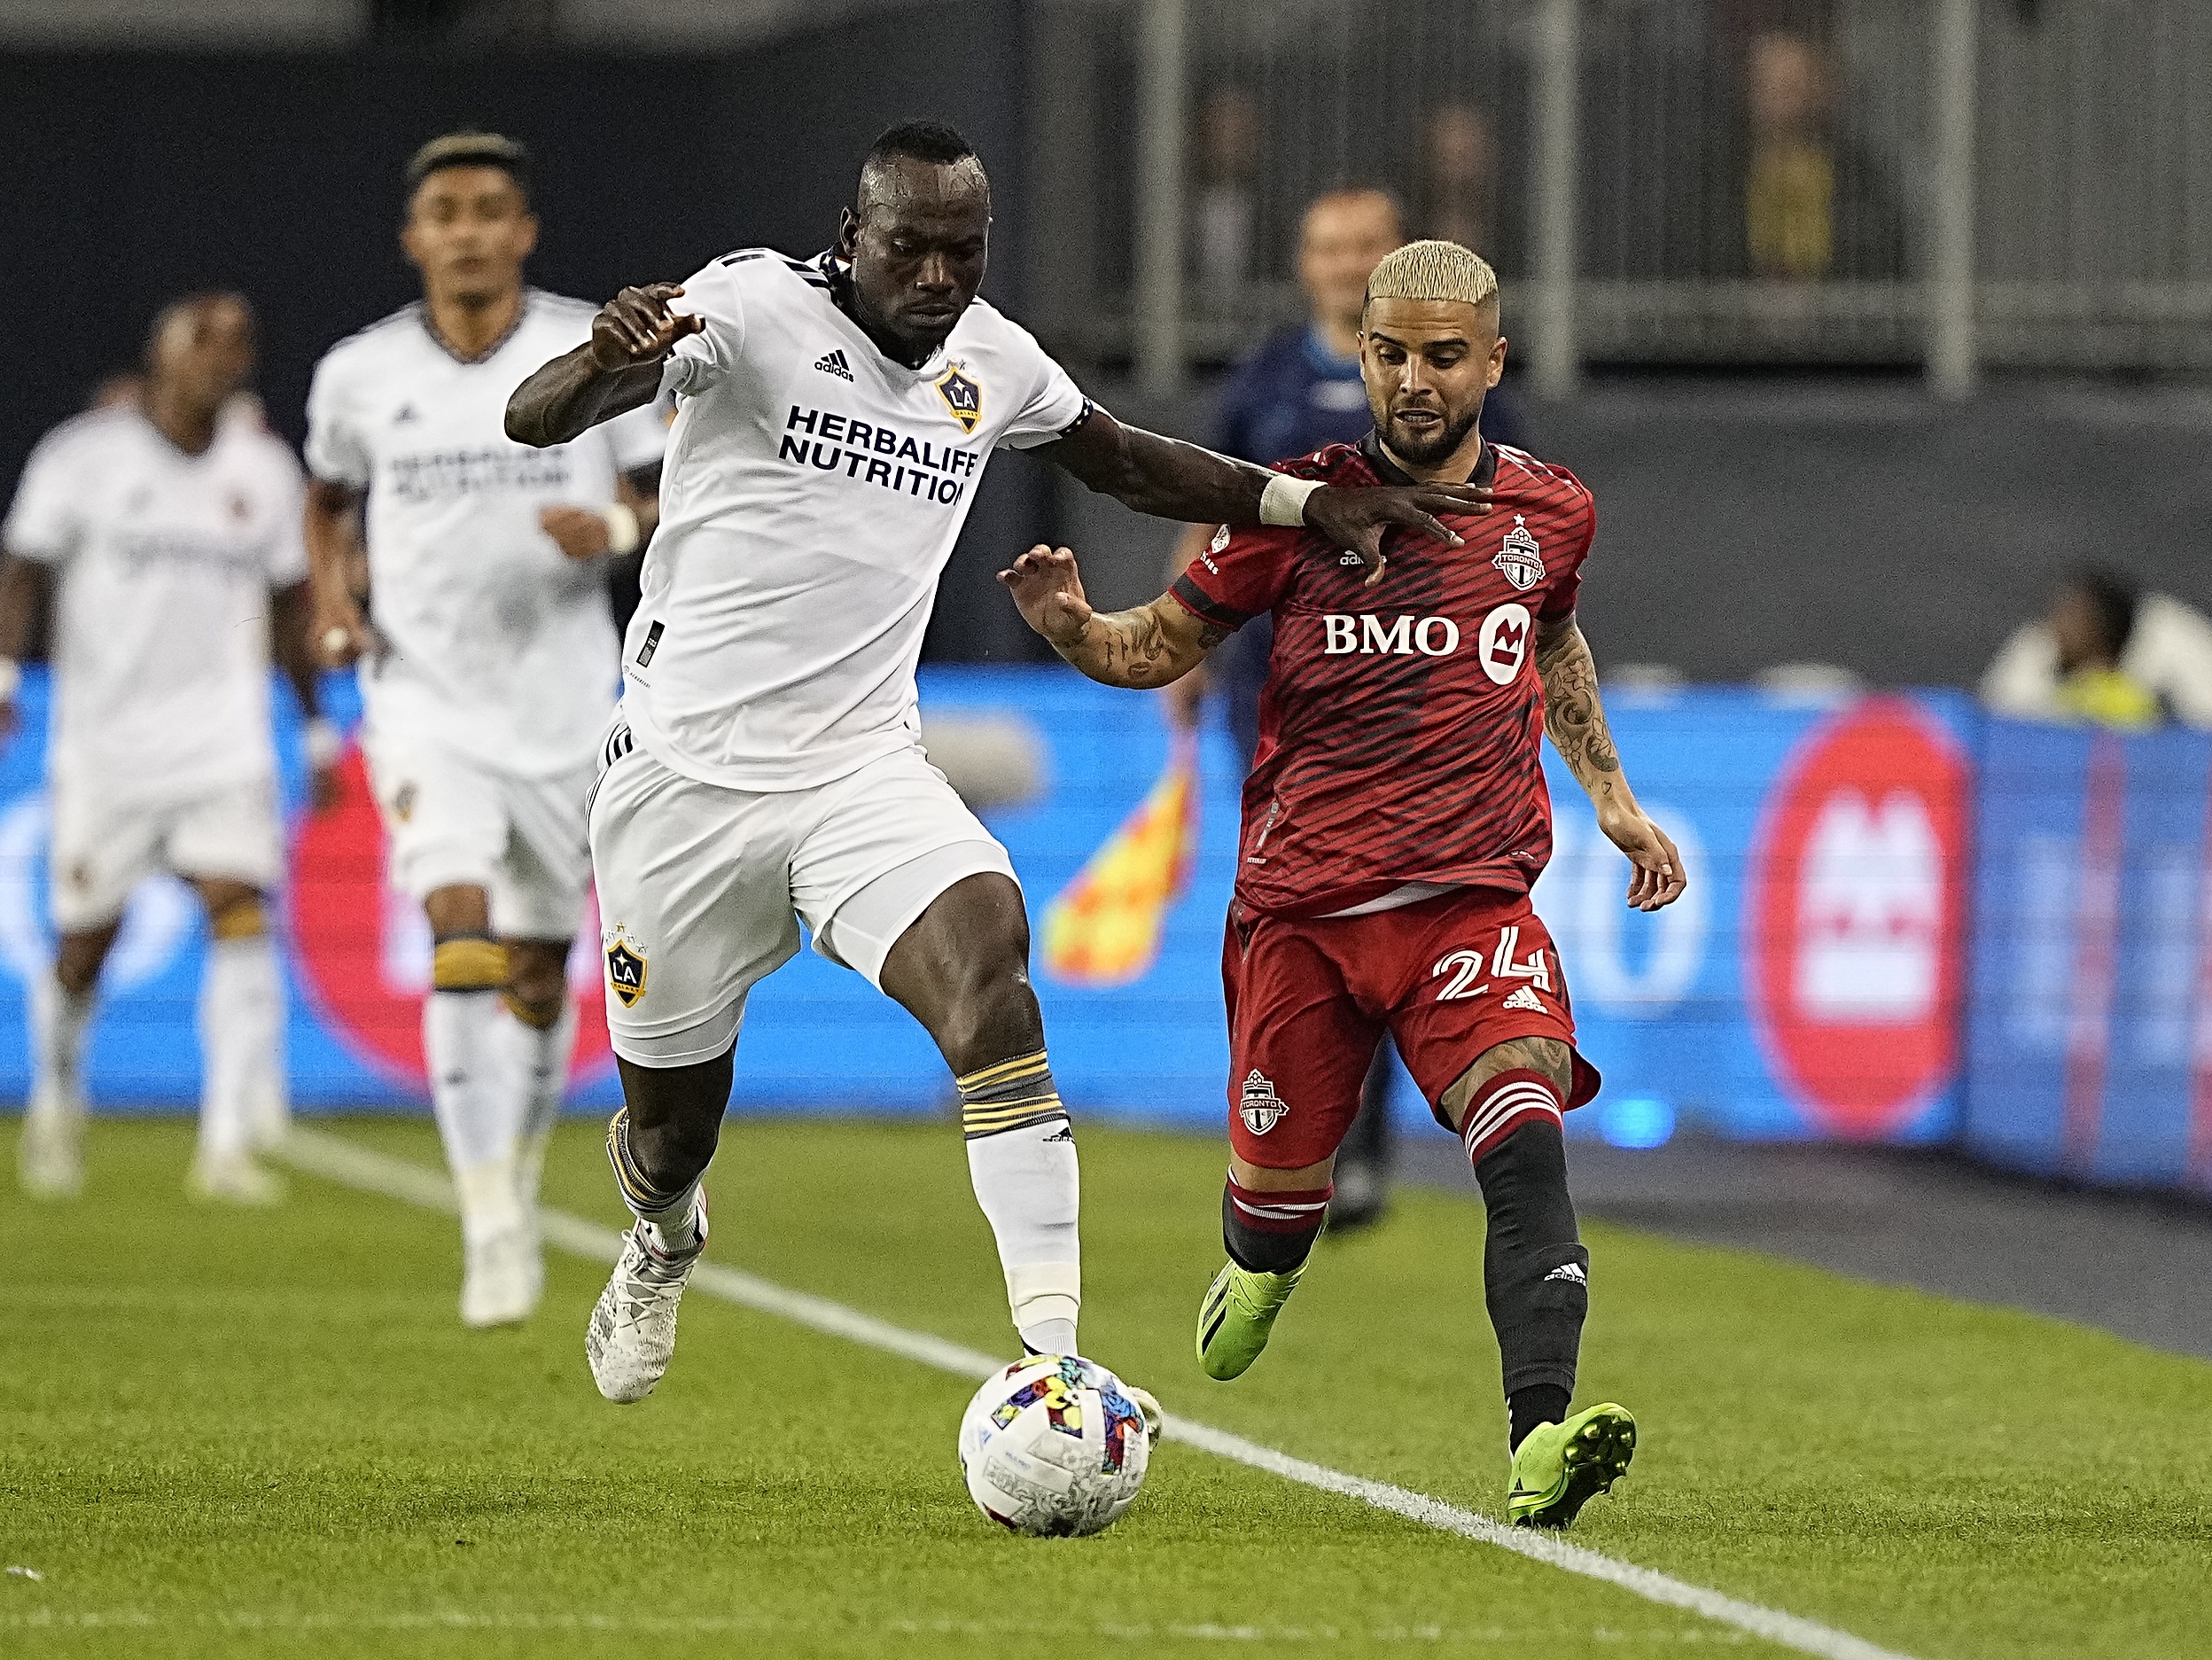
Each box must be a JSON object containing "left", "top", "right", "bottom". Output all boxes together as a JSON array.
[
  {"left": 997, "top": 544, "right": 1095, "bottom": 649},
  {"left": 588, "top": 283, "right": 705, "bottom": 370}
]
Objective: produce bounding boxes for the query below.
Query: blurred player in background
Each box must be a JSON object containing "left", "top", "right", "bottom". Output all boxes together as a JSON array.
[
  {"left": 1165, "top": 186, "right": 1530, "bottom": 1232},
  {"left": 304, "top": 132, "right": 667, "bottom": 1328},
  {"left": 2, "top": 293, "right": 336, "bottom": 1204},
  {"left": 506, "top": 121, "right": 1476, "bottom": 1407},
  {"left": 1004, "top": 242, "right": 1686, "bottom": 1527}
]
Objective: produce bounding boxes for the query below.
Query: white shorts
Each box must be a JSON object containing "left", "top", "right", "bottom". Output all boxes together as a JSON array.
[
  {"left": 50, "top": 775, "right": 284, "bottom": 933},
  {"left": 589, "top": 724, "right": 1016, "bottom": 1067},
  {"left": 362, "top": 729, "right": 593, "bottom": 943}
]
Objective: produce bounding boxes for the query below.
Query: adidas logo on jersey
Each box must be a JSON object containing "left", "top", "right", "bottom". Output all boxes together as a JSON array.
[
  {"left": 1501, "top": 986, "right": 1547, "bottom": 1014},
  {"left": 1339, "top": 551, "right": 1364, "bottom": 566},
  {"left": 814, "top": 348, "right": 854, "bottom": 381}
]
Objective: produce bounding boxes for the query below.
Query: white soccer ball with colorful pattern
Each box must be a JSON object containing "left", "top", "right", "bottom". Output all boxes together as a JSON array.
[{"left": 957, "top": 1354, "right": 1151, "bottom": 1536}]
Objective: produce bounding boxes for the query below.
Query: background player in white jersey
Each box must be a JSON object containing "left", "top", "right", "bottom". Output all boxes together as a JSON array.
[
  {"left": 1, "top": 293, "right": 337, "bottom": 1204},
  {"left": 507, "top": 122, "right": 1484, "bottom": 1404},
  {"left": 304, "top": 133, "right": 667, "bottom": 1328}
]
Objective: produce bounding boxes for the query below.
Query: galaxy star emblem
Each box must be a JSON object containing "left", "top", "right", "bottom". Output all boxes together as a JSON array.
[
  {"left": 604, "top": 935, "right": 649, "bottom": 1009},
  {"left": 1239, "top": 1070, "right": 1289, "bottom": 1135},
  {"left": 1493, "top": 515, "right": 1545, "bottom": 590},
  {"left": 935, "top": 362, "right": 984, "bottom": 433}
]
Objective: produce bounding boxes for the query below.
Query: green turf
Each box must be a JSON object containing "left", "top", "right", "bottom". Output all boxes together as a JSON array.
[{"left": 4, "top": 1117, "right": 2208, "bottom": 1659}]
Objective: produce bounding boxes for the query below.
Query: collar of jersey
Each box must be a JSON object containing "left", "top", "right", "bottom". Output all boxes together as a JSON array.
[
  {"left": 416, "top": 290, "right": 534, "bottom": 368},
  {"left": 1357, "top": 428, "right": 1496, "bottom": 490},
  {"left": 817, "top": 251, "right": 950, "bottom": 379}
]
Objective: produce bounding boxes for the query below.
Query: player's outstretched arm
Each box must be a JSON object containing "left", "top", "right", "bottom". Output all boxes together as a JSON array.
[
  {"left": 1039, "top": 408, "right": 1490, "bottom": 587},
  {"left": 998, "top": 543, "right": 1226, "bottom": 689},
  {"left": 1534, "top": 613, "right": 1687, "bottom": 913},
  {"left": 505, "top": 284, "right": 702, "bottom": 449}
]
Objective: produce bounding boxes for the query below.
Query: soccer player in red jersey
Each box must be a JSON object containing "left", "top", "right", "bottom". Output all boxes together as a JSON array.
[{"left": 1001, "top": 241, "right": 1686, "bottom": 1527}]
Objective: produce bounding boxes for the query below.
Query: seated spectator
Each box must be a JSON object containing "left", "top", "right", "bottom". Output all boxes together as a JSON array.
[
  {"left": 1980, "top": 567, "right": 2212, "bottom": 731},
  {"left": 1739, "top": 27, "right": 1903, "bottom": 280}
]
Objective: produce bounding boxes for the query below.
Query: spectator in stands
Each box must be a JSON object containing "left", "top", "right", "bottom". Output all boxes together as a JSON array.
[
  {"left": 1980, "top": 567, "right": 2212, "bottom": 731},
  {"left": 1192, "top": 86, "right": 1263, "bottom": 297},
  {"left": 1738, "top": 27, "right": 1902, "bottom": 280},
  {"left": 1421, "top": 102, "right": 1499, "bottom": 267},
  {"left": 1160, "top": 186, "right": 1528, "bottom": 1233}
]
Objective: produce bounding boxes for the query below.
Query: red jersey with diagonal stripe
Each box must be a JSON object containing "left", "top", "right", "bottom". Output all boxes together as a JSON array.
[{"left": 1172, "top": 434, "right": 1595, "bottom": 918}]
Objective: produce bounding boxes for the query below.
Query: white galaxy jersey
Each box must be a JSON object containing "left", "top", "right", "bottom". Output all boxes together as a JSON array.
[
  {"left": 3, "top": 407, "right": 307, "bottom": 804},
  {"left": 305, "top": 292, "right": 667, "bottom": 777},
  {"left": 625, "top": 249, "right": 1088, "bottom": 791}
]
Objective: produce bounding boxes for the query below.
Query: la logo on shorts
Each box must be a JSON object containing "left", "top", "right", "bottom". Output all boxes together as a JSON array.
[
  {"left": 1240, "top": 1070, "right": 1289, "bottom": 1135},
  {"left": 604, "top": 932, "right": 648, "bottom": 1009}
]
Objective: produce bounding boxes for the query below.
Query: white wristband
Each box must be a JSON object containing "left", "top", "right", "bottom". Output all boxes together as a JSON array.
[
  {"left": 0, "top": 659, "right": 19, "bottom": 703},
  {"left": 1259, "top": 474, "right": 1324, "bottom": 527},
  {"left": 305, "top": 717, "right": 342, "bottom": 768},
  {"left": 604, "top": 503, "right": 643, "bottom": 557}
]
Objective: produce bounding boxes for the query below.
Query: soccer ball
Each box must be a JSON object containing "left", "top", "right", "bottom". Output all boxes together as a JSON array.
[{"left": 957, "top": 1354, "right": 1151, "bottom": 1536}]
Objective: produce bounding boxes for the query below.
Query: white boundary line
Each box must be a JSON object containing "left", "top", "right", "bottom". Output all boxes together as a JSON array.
[{"left": 277, "top": 1126, "right": 1916, "bottom": 1660}]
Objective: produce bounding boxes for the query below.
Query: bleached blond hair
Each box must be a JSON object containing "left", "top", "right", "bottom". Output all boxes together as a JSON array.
[{"left": 1364, "top": 239, "right": 1499, "bottom": 313}]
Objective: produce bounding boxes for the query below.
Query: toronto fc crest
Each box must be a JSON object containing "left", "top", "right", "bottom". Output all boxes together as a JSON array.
[
  {"left": 1493, "top": 515, "right": 1545, "bottom": 591},
  {"left": 1240, "top": 1070, "right": 1289, "bottom": 1135}
]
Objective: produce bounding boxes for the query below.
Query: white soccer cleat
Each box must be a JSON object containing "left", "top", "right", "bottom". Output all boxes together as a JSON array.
[
  {"left": 19, "top": 1088, "right": 85, "bottom": 1200},
  {"left": 461, "top": 1223, "right": 542, "bottom": 1329},
  {"left": 186, "top": 1150, "right": 285, "bottom": 1206},
  {"left": 587, "top": 1200, "right": 709, "bottom": 1404},
  {"left": 1124, "top": 1382, "right": 1165, "bottom": 1443}
]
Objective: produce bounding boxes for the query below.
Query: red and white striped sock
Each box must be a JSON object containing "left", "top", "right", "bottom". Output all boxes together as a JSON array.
[
  {"left": 1460, "top": 1068, "right": 1565, "bottom": 1168},
  {"left": 1222, "top": 1174, "right": 1331, "bottom": 1273}
]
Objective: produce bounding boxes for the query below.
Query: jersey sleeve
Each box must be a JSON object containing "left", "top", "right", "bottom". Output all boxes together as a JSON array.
[
  {"left": 303, "top": 352, "right": 371, "bottom": 488},
  {"left": 658, "top": 261, "right": 745, "bottom": 400},
  {"left": 3, "top": 426, "right": 86, "bottom": 565},
  {"left": 994, "top": 327, "right": 1092, "bottom": 451},
  {"left": 261, "top": 442, "right": 310, "bottom": 588},
  {"left": 1168, "top": 518, "right": 1301, "bottom": 634},
  {"left": 1538, "top": 489, "right": 1595, "bottom": 621},
  {"left": 604, "top": 394, "right": 671, "bottom": 475}
]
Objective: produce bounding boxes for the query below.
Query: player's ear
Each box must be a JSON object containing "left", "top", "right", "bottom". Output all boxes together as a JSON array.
[
  {"left": 1488, "top": 333, "right": 1507, "bottom": 389},
  {"left": 836, "top": 207, "right": 861, "bottom": 261},
  {"left": 516, "top": 210, "right": 541, "bottom": 262}
]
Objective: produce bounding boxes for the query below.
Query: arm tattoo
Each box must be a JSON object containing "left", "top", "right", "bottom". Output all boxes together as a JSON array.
[
  {"left": 1535, "top": 620, "right": 1623, "bottom": 795},
  {"left": 1050, "top": 603, "right": 1229, "bottom": 689}
]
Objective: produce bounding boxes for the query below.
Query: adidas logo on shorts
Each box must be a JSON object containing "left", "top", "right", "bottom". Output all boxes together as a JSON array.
[
  {"left": 814, "top": 347, "right": 854, "bottom": 381},
  {"left": 1502, "top": 986, "right": 1546, "bottom": 1014}
]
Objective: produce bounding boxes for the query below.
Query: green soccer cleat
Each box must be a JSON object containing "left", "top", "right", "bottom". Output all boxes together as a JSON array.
[
  {"left": 1195, "top": 1261, "right": 1305, "bottom": 1380},
  {"left": 1507, "top": 1402, "right": 1637, "bottom": 1529}
]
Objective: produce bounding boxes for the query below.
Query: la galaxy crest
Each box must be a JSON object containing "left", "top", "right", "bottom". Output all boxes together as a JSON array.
[
  {"left": 935, "top": 362, "right": 983, "bottom": 434},
  {"left": 604, "top": 929, "right": 648, "bottom": 1009},
  {"left": 1493, "top": 515, "right": 1545, "bottom": 591}
]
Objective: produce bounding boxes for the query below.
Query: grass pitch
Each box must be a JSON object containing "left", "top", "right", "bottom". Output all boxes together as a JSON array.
[{"left": 4, "top": 1117, "right": 2208, "bottom": 1659}]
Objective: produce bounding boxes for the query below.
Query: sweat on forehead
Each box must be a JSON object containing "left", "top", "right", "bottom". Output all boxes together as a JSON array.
[{"left": 855, "top": 153, "right": 990, "bottom": 219}]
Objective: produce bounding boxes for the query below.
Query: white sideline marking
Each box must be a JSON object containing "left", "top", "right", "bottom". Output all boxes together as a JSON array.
[{"left": 277, "top": 1126, "right": 1916, "bottom": 1660}]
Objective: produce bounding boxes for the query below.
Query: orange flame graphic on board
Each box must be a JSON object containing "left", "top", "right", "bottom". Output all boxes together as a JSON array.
[{"left": 1042, "top": 736, "right": 1199, "bottom": 986}]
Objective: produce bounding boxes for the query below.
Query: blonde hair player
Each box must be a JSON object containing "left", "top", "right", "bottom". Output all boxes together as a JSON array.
[
  {"left": 1003, "top": 239, "right": 1688, "bottom": 1528},
  {"left": 2, "top": 293, "right": 339, "bottom": 1203},
  {"left": 303, "top": 133, "right": 670, "bottom": 1327}
]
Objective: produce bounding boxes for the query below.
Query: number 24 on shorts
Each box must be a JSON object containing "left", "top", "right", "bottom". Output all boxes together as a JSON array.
[{"left": 1433, "top": 925, "right": 1551, "bottom": 1001}]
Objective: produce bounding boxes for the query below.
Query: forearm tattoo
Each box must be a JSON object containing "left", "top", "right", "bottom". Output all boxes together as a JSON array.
[
  {"left": 1058, "top": 607, "right": 1227, "bottom": 688},
  {"left": 1536, "top": 621, "right": 1622, "bottom": 794}
]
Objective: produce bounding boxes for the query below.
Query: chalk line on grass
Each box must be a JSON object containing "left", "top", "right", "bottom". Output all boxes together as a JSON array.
[{"left": 276, "top": 1126, "right": 1916, "bottom": 1660}]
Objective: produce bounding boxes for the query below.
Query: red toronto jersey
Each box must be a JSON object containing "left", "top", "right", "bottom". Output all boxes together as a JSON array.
[{"left": 1172, "top": 434, "right": 1595, "bottom": 917}]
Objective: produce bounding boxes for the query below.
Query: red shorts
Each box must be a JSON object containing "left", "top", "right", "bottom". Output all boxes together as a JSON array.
[{"left": 1222, "top": 885, "right": 1600, "bottom": 1171}]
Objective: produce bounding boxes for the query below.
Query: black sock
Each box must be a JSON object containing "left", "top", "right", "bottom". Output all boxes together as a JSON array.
[
  {"left": 1509, "top": 1383, "right": 1572, "bottom": 1451},
  {"left": 1221, "top": 1175, "right": 1330, "bottom": 1273},
  {"left": 1474, "top": 1118, "right": 1587, "bottom": 1437}
]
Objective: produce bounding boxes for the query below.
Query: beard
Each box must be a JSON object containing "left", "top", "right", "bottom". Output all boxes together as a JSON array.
[{"left": 1374, "top": 397, "right": 1484, "bottom": 469}]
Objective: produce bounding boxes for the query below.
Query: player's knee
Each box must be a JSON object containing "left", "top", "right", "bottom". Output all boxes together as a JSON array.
[
  {"left": 432, "top": 936, "right": 509, "bottom": 993},
  {"left": 502, "top": 944, "right": 568, "bottom": 1027},
  {"left": 53, "top": 931, "right": 113, "bottom": 996},
  {"left": 935, "top": 949, "right": 1042, "bottom": 1076}
]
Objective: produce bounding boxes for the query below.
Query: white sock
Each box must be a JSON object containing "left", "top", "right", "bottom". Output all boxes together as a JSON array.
[
  {"left": 198, "top": 934, "right": 284, "bottom": 1162},
  {"left": 503, "top": 998, "right": 576, "bottom": 1213},
  {"left": 965, "top": 1116, "right": 1082, "bottom": 1356},
  {"left": 424, "top": 989, "right": 524, "bottom": 1248},
  {"left": 29, "top": 972, "right": 96, "bottom": 1114}
]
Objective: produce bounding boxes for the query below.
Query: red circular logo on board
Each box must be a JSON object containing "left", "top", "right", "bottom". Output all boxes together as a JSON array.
[
  {"left": 288, "top": 748, "right": 613, "bottom": 1086},
  {"left": 1746, "top": 698, "right": 1969, "bottom": 1138}
]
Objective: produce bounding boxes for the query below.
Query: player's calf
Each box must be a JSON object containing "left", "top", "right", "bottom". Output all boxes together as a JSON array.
[{"left": 588, "top": 1101, "right": 713, "bottom": 1403}]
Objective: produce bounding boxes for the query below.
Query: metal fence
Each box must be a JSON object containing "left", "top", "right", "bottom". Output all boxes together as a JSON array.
[{"left": 1026, "top": 0, "right": 2212, "bottom": 388}]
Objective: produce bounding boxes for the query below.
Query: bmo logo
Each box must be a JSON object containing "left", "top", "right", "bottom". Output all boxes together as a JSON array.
[
  {"left": 1477, "top": 603, "right": 1532, "bottom": 685},
  {"left": 1322, "top": 613, "right": 1462, "bottom": 657}
]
